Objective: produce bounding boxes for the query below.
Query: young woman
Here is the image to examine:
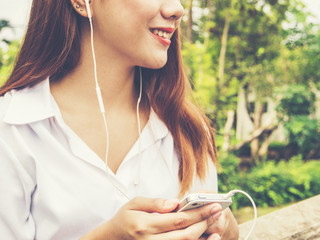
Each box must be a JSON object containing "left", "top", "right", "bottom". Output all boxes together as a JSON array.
[{"left": 0, "top": 0, "right": 239, "bottom": 239}]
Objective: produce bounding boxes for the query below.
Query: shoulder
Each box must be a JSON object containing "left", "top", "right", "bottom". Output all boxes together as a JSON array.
[
  {"left": 0, "top": 92, "right": 15, "bottom": 162},
  {"left": 0, "top": 88, "right": 23, "bottom": 147},
  {"left": 0, "top": 86, "right": 39, "bottom": 178},
  {"left": 186, "top": 159, "right": 218, "bottom": 194},
  {"left": 0, "top": 89, "right": 14, "bottom": 121},
  {"left": 0, "top": 79, "right": 54, "bottom": 125},
  {"left": 0, "top": 89, "right": 18, "bottom": 135}
]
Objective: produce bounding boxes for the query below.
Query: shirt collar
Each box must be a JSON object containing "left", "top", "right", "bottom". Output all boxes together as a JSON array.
[
  {"left": 148, "top": 109, "right": 169, "bottom": 141},
  {"left": 3, "top": 78, "right": 57, "bottom": 125},
  {"left": 2, "top": 78, "right": 169, "bottom": 141}
]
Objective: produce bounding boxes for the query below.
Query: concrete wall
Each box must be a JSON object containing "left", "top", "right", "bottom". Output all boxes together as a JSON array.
[{"left": 238, "top": 195, "right": 320, "bottom": 240}]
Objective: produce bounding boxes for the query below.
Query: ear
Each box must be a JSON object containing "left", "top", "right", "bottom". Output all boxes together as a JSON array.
[{"left": 70, "top": 0, "right": 93, "bottom": 18}]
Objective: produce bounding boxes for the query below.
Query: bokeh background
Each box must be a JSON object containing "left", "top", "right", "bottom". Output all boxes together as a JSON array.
[{"left": 1, "top": 0, "right": 320, "bottom": 224}]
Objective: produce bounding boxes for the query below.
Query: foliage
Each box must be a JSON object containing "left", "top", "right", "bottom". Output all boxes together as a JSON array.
[
  {"left": 279, "top": 6, "right": 320, "bottom": 86},
  {"left": 241, "top": 156, "right": 320, "bottom": 207},
  {"left": 0, "top": 19, "right": 19, "bottom": 86},
  {"left": 276, "top": 84, "right": 315, "bottom": 116},
  {"left": 284, "top": 117, "right": 320, "bottom": 158},
  {"left": 275, "top": 85, "right": 320, "bottom": 158},
  {"left": 181, "top": 1, "right": 320, "bottom": 165},
  {"left": 268, "top": 141, "right": 287, "bottom": 160},
  {"left": 0, "top": 40, "right": 20, "bottom": 86},
  {"left": 182, "top": 0, "right": 299, "bottom": 131},
  {"left": 218, "top": 154, "right": 320, "bottom": 209},
  {"left": 217, "top": 153, "right": 241, "bottom": 192},
  {"left": 0, "top": 20, "right": 10, "bottom": 30}
]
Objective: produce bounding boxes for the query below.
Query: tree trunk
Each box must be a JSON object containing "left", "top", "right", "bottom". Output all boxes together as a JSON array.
[
  {"left": 218, "top": 3, "right": 232, "bottom": 89},
  {"left": 250, "top": 102, "right": 264, "bottom": 159},
  {"left": 186, "top": 0, "right": 194, "bottom": 43},
  {"left": 236, "top": 86, "right": 254, "bottom": 140},
  {"left": 231, "top": 121, "right": 277, "bottom": 151},
  {"left": 214, "top": 0, "right": 232, "bottom": 128},
  {"left": 223, "top": 110, "right": 235, "bottom": 151},
  {"left": 198, "top": 0, "right": 211, "bottom": 85},
  {"left": 258, "top": 132, "right": 272, "bottom": 159}
]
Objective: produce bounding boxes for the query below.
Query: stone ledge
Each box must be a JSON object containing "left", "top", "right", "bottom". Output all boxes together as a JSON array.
[
  {"left": 281, "top": 224, "right": 320, "bottom": 240},
  {"left": 238, "top": 195, "right": 320, "bottom": 240}
]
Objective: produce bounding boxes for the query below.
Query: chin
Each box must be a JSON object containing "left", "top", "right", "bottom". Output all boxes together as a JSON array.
[{"left": 142, "top": 56, "right": 168, "bottom": 69}]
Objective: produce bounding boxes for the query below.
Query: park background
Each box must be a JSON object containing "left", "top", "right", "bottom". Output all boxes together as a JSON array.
[{"left": 1, "top": 0, "right": 320, "bottom": 225}]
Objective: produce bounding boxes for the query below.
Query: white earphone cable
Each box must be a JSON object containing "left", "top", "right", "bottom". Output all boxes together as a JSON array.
[
  {"left": 225, "top": 189, "right": 258, "bottom": 240},
  {"left": 134, "top": 67, "right": 143, "bottom": 186},
  {"left": 87, "top": 15, "right": 110, "bottom": 167},
  {"left": 86, "top": 1, "right": 129, "bottom": 200},
  {"left": 85, "top": 0, "right": 142, "bottom": 199}
]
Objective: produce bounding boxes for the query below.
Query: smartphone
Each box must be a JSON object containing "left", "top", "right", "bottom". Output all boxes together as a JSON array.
[{"left": 174, "top": 193, "right": 232, "bottom": 212}]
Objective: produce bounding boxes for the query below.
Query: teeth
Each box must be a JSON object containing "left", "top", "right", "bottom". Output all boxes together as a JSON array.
[{"left": 152, "top": 29, "right": 169, "bottom": 39}]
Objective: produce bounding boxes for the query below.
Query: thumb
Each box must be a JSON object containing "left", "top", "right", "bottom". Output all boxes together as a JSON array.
[{"left": 126, "top": 196, "right": 179, "bottom": 213}]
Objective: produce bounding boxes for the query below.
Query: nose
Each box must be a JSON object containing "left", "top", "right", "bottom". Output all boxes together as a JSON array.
[{"left": 161, "top": 0, "right": 184, "bottom": 21}]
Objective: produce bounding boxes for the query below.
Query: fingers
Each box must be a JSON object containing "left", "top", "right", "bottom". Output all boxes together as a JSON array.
[
  {"left": 153, "top": 218, "right": 210, "bottom": 240},
  {"left": 109, "top": 197, "right": 224, "bottom": 240},
  {"left": 205, "top": 208, "right": 226, "bottom": 237},
  {"left": 150, "top": 203, "right": 222, "bottom": 233},
  {"left": 198, "top": 233, "right": 221, "bottom": 240},
  {"left": 122, "top": 197, "right": 224, "bottom": 239},
  {"left": 126, "top": 197, "right": 179, "bottom": 213},
  {"left": 207, "top": 233, "right": 221, "bottom": 240}
]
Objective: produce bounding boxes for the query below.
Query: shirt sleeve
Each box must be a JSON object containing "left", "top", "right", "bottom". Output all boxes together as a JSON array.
[
  {"left": 188, "top": 158, "right": 218, "bottom": 194},
  {"left": 0, "top": 137, "right": 36, "bottom": 239}
]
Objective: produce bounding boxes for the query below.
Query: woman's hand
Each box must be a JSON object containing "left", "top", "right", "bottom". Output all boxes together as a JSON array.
[
  {"left": 81, "top": 196, "right": 222, "bottom": 240},
  {"left": 190, "top": 190, "right": 239, "bottom": 240},
  {"left": 201, "top": 205, "right": 239, "bottom": 240}
]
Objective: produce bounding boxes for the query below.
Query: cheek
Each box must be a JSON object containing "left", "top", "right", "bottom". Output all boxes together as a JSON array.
[
  {"left": 123, "top": 0, "right": 160, "bottom": 20},
  {"left": 95, "top": 0, "right": 160, "bottom": 37}
]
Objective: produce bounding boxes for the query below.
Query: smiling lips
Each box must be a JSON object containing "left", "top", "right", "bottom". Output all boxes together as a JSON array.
[{"left": 151, "top": 28, "right": 174, "bottom": 46}]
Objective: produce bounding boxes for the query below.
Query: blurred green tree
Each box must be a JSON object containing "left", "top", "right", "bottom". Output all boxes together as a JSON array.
[
  {"left": 0, "top": 19, "right": 20, "bottom": 86},
  {"left": 181, "top": 0, "right": 320, "bottom": 160},
  {"left": 275, "top": 85, "right": 320, "bottom": 159}
]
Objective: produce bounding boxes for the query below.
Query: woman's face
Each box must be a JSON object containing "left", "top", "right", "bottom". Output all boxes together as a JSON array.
[{"left": 92, "top": 0, "right": 184, "bottom": 69}]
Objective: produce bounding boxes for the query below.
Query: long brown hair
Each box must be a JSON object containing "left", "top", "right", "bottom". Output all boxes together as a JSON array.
[{"left": 0, "top": 0, "right": 217, "bottom": 195}]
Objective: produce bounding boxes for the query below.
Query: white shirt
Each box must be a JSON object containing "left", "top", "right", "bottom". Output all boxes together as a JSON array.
[{"left": 0, "top": 79, "right": 218, "bottom": 240}]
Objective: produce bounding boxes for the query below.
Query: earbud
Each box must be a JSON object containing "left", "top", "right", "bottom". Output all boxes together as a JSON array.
[{"left": 84, "top": 0, "right": 92, "bottom": 19}]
